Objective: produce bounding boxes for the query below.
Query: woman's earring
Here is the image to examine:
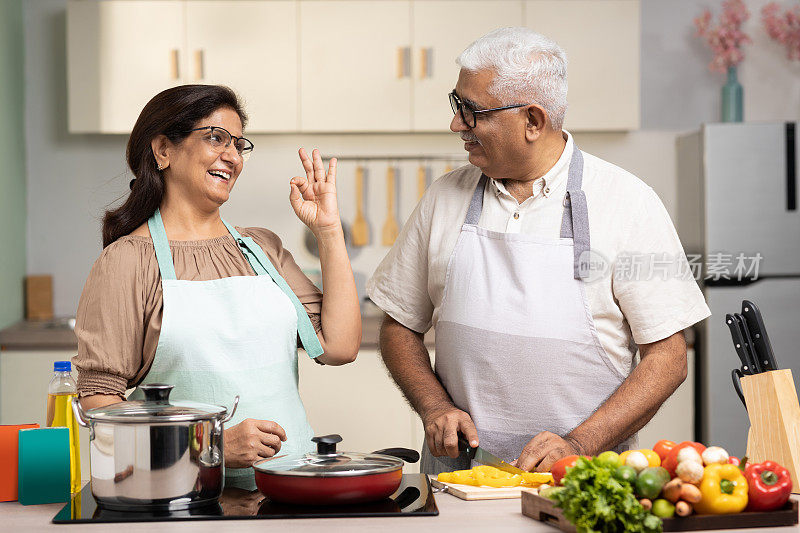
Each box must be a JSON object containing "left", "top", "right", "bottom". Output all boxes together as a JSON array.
[{"left": 156, "top": 162, "right": 163, "bottom": 171}]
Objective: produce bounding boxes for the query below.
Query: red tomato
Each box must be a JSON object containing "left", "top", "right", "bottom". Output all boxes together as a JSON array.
[
  {"left": 552, "top": 455, "right": 581, "bottom": 486},
  {"left": 652, "top": 439, "right": 677, "bottom": 462},
  {"left": 728, "top": 456, "right": 741, "bottom": 466},
  {"left": 662, "top": 441, "right": 706, "bottom": 477}
]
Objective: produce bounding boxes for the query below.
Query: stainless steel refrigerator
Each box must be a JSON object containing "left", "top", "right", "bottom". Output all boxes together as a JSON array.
[{"left": 677, "top": 122, "right": 800, "bottom": 457}]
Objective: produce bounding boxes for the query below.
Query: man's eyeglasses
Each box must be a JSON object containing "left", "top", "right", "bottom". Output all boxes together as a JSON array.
[
  {"left": 449, "top": 91, "right": 530, "bottom": 128},
  {"left": 188, "top": 126, "right": 254, "bottom": 162}
]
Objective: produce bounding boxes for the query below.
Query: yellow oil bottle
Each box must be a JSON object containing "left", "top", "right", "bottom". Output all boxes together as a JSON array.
[{"left": 46, "top": 361, "right": 81, "bottom": 493}]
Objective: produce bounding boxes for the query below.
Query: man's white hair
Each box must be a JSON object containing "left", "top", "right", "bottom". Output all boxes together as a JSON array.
[{"left": 456, "top": 27, "right": 568, "bottom": 130}]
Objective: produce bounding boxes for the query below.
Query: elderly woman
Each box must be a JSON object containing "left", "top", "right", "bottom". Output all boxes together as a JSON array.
[{"left": 73, "top": 84, "right": 361, "bottom": 487}]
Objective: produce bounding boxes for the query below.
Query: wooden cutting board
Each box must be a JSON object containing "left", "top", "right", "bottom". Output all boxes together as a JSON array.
[
  {"left": 431, "top": 478, "right": 540, "bottom": 501},
  {"left": 521, "top": 491, "right": 800, "bottom": 531}
]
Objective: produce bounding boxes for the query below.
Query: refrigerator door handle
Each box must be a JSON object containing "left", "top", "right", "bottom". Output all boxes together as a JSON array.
[{"left": 786, "top": 122, "right": 796, "bottom": 212}]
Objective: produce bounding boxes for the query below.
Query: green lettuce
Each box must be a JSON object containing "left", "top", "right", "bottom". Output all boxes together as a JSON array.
[{"left": 552, "top": 457, "right": 662, "bottom": 533}]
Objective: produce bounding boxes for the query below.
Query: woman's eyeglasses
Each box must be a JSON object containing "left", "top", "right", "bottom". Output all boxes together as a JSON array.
[{"left": 188, "top": 126, "right": 254, "bottom": 162}]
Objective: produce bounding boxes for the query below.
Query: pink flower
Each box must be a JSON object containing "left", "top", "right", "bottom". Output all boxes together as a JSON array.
[
  {"left": 763, "top": 2, "right": 800, "bottom": 61},
  {"left": 694, "top": 0, "right": 752, "bottom": 73}
]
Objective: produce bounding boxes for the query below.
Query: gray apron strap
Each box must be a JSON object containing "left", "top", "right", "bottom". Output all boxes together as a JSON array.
[
  {"left": 463, "top": 174, "right": 489, "bottom": 226},
  {"left": 559, "top": 148, "right": 591, "bottom": 280},
  {"left": 463, "top": 148, "right": 591, "bottom": 280}
]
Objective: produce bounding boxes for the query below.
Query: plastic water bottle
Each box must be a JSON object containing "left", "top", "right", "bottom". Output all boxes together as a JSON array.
[{"left": 46, "top": 361, "right": 81, "bottom": 493}]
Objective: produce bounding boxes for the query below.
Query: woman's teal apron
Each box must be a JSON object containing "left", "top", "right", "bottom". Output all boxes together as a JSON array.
[{"left": 130, "top": 209, "right": 324, "bottom": 489}]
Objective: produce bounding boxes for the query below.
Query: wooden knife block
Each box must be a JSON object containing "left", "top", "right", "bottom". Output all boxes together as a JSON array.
[{"left": 740, "top": 369, "right": 800, "bottom": 493}]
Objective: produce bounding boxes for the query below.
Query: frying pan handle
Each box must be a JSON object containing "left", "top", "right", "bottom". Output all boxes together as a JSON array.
[
  {"left": 372, "top": 447, "right": 420, "bottom": 463},
  {"left": 221, "top": 396, "right": 240, "bottom": 424}
]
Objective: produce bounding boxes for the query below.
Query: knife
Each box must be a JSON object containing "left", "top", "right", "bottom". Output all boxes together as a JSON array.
[
  {"left": 731, "top": 368, "right": 748, "bottom": 411},
  {"left": 741, "top": 300, "right": 780, "bottom": 372},
  {"left": 457, "top": 436, "right": 525, "bottom": 475},
  {"left": 725, "top": 314, "right": 753, "bottom": 374},
  {"left": 734, "top": 313, "right": 762, "bottom": 374}
]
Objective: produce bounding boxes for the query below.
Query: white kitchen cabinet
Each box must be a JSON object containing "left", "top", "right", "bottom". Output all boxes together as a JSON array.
[
  {"left": 524, "top": 0, "right": 640, "bottom": 131},
  {"left": 68, "top": 0, "right": 299, "bottom": 133},
  {"left": 67, "top": 0, "right": 186, "bottom": 133},
  {"left": 0, "top": 349, "right": 91, "bottom": 482},
  {"left": 299, "top": 0, "right": 412, "bottom": 132},
  {"left": 298, "top": 349, "right": 425, "bottom": 470},
  {"left": 186, "top": 1, "right": 299, "bottom": 132},
  {"left": 411, "top": 1, "right": 523, "bottom": 131}
]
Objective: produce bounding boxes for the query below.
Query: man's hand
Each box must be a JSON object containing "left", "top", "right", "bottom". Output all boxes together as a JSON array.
[
  {"left": 422, "top": 406, "right": 479, "bottom": 458},
  {"left": 223, "top": 419, "right": 287, "bottom": 469},
  {"left": 514, "top": 431, "right": 584, "bottom": 472}
]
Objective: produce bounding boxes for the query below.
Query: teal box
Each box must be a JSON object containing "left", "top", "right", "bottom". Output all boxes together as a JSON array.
[{"left": 18, "top": 427, "right": 70, "bottom": 505}]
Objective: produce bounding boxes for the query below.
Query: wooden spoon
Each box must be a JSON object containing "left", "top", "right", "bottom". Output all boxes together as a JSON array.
[
  {"left": 351, "top": 165, "right": 369, "bottom": 247},
  {"left": 381, "top": 165, "right": 399, "bottom": 246}
]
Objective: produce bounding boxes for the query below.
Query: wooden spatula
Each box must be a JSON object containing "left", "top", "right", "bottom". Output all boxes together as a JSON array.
[
  {"left": 381, "top": 165, "right": 399, "bottom": 246},
  {"left": 351, "top": 165, "right": 369, "bottom": 247}
]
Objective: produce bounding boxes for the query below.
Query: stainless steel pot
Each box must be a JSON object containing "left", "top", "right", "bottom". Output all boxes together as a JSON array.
[{"left": 72, "top": 383, "right": 238, "bottom": 510}]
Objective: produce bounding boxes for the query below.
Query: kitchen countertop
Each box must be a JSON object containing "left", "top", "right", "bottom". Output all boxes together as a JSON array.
[
  {"left": 0, "top": 315, "right": 434, "bottom": 351},
  {"left": 2, "top": 488, "right": 798, "bottom": 532}
]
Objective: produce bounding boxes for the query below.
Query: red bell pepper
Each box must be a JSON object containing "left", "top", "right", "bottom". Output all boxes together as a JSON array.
[{"left": 745, "top": 461, "right": 793, "bottom": 512}]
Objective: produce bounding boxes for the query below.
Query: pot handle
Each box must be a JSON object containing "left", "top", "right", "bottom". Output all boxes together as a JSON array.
[
  {"left": 71, "top": 397, "right": 90, "bottom": 428},
  {"left": 372, "top": 447, "right": 420, "bottom": 464},
  {"left": 220, "top": 395, "right": 240, "bottom": 424}
]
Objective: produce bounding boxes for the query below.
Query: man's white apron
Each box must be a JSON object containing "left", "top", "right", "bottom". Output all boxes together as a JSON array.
[{"left": 423, "top": 147, "right": 634, "bottom": 474}]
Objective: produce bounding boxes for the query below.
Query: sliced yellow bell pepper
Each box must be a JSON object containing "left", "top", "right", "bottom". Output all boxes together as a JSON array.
[
  {"left": 694, "top": 463, "right": 749, "bottom": 515},
  {"left": 522, "top": 472, "right": 554, "bottom": 486},
  {"left": 438, "top": 465, "right": 553, "bottom": 488}
]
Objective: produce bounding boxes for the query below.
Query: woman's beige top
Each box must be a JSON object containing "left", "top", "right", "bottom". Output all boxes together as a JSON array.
[{"left": 73, "top": 227, "right": 323, "bottom": 398}]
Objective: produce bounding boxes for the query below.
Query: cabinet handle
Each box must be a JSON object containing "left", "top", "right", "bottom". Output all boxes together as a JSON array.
[
  {"left": 194, "top": 49, "right": 205, "bottom": 80},
  {"left": 420, "top": 47, "right": 432, "bottom": 79},
  {"left": 396, "top": 46, "right": 410, "bottom": 79},
  {"left": 170, "top": 49, "right": 180, "bottom": 80}
]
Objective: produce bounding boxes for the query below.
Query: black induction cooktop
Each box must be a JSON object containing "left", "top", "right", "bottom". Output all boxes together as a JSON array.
[{"left": 52, "top": 473, "right": 438, "bottom": 523}]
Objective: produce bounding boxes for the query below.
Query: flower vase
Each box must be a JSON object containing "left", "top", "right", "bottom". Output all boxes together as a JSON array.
[{"left": 721, "top": 66, "right": 743, "bottom": 123}]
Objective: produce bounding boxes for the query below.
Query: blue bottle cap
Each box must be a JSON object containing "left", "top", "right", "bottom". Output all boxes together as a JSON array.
[{"left": 54, "top": 361, "right": 71, "bottom": 372}]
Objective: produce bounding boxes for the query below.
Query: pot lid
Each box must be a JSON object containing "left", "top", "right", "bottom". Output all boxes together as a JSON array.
[
  {"left": 84, "top": 384, "right": 230, "bottom": 423},
  {"left": 253, "top": 435, "right": 405, "bottom": 477}
]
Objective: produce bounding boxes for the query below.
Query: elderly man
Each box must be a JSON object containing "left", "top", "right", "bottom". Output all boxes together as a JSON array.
[{"left": 366, "top": 27, "right": 710, "bottom": 475}]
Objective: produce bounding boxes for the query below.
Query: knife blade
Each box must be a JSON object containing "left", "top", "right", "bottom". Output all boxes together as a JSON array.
[
  {"left": 725, "top": 314, "right": 753, "bottom": 374},
  {"left": 731, "top": 368, "right": 748, "bottom": 411},
  {"left": 742, "top": 300, "right": 779, "bottom": 372},
  {"left": 457, "top": 436, "right": 525, "bottom": 474},
  {"left": 734, "top": 313, "right": 762, "bottom": 374}
]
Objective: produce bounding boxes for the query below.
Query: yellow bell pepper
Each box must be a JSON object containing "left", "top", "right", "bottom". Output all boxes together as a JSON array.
[
  {"left": 438, "top": 465, "right": 547, "bottom": 488},
  {"left": 522, "top": 472, "right": 554, "bottom": 486},
  {"left": 475, "top": 470, "right": 522, "bottom": 487},
  {"left": 694, "top": 463, "right": 749, "bottom": 514}
]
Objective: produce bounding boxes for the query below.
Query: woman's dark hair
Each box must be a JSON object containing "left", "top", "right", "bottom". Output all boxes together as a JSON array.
[{"left": 102, "top": 84, "right": 247, "bottom": 248}]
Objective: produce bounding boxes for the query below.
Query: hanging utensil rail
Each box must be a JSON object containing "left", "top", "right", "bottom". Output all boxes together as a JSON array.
[{"left": 321, "top": 154, "right": 467, "bottom": 162}]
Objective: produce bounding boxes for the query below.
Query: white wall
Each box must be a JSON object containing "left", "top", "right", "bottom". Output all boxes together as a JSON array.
[
  {"left": 641, "top": 0, "right": 800, "bottom": 129},
  {"left": 24, "top": 0, "right": 800, "bottom": 317}
]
